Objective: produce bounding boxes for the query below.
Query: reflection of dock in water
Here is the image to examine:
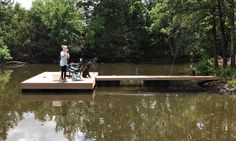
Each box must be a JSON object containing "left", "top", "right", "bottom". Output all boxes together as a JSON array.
[{"left": 21, "top": 91, "right": 96, "bottom": 105}]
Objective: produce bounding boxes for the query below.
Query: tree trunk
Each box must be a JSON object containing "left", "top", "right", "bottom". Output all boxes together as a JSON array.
[
  {"left": 167, "top": 38, "right": 175, "bottom": 63},
  {"left": 174, "top": 38, "right": 181, "bottom": 64},
  {"left": 212, "top": 8, "right": 219, "bottom": 68},
  {"left": 217, "top": 0, "right": 228, "bottom": 68},
  {"left": 229, "top": 0, "right": 235, "bottom": 67},
  {"left": 167, "top": 38, "right": 181, "bottom": 64}
]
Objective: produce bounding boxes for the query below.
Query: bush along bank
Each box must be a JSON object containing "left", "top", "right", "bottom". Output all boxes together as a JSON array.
[{"left": 193, "top": 58, "right": 236, "bottom": 94}]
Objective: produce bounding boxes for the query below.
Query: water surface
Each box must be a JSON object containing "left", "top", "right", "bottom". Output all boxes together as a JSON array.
[{"left": 1, "top": 64, "right": 236, "bottom": 141}]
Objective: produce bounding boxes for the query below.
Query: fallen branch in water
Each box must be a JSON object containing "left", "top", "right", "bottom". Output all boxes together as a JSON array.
[{"left": 4, "top": 61, "right": 27, "bottom": 67}]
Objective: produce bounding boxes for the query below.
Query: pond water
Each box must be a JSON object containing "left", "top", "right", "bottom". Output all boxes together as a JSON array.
[{"left": 1, "top": 64, "right": 236, "bottom": 141}]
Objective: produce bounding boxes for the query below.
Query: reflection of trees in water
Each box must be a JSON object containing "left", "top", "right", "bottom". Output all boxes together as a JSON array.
[
  {"left": 0, "top": 69, "right": 24, "bottom": 141},
  {"left": 1, "top": 66, "right": 236, "bottom": 141},
  {"left": 0, "top": 70, "right": 13, "bottom": 90},
  {"left": 74, "top": 95, "right": 236, "bottom": 141},
  {"left": 30, "top": 100, "right": 94, "bottom": 141},
  {"left": 30, "top": 95, "right": 236, "bottom": 141},
  {"left": 56, "top": 101, "right": 85, "bottom": 141},
  {"left": 26, "top": 93, "right": 96, "bottom": 141}
]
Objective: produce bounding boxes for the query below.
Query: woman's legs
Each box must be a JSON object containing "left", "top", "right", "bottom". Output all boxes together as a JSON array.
[
  {"left": 60, "top": 66, "right": 64, "bottom": 79},
  {"left": 63, "top": 66, "right": 67, "bottom": 80},
  {"left": 60, "top": 66, "right": 67, "bottom": 80}
]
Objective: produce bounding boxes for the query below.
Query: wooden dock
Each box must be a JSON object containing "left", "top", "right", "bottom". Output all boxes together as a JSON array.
[
  {"left": 21, "top": 72, "right": 98, "bottom": 92},
  {"left": 96, "top": 75, "right": 219, "bottom": 81},
  {"left": 21, "top": 72, "right": 220, "bottom": 92},
  {"left": 96, "top": 75, "right": 220, "bottom": 86}
]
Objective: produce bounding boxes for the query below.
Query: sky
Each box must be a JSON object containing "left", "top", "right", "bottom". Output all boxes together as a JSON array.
[{"left": 15, "top": 0, "right": 33, "bottom": 10}]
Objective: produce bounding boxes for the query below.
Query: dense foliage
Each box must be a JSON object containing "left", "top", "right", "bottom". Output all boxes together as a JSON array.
[
  {"left": 0, "top": 0, "right": 235, "bottom": 65},
  {"left": 195, "top": 58, "right": 215, "bottom": 75},
  {"left": 0, "top": 39, "right": 11, "bottom": 62}
]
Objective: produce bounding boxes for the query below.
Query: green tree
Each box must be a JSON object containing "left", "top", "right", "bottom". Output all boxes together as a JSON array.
[
  {"left": 0, "top": 0, "right": 14, "bottom": 63},
  {"left": 150, "top": 1, "right": 196, "bottom": 63},
  {"left": 27, "top": 0, "right": 85, "bottom": 63},
  {"left": 83, "top": 0, "right": 132, "bottom": 62},
  {"left": 3, "top": 3, "right": 31, "bottom": 62},
  {"left": 0, "top": 0, "right": 235, "bottom": 64},
  {"left": 150, "top": 0, "right": 236, "bottom": 67},
  {"left": 81, "top": 0, "right": 156, "bottom": 62},
  {"left": 0, "top": 39, "right": 12, "bottom": 63}
]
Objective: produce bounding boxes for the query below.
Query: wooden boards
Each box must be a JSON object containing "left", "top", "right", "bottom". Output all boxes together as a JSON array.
[
  {"left": 96, "top": 75, "right": 220, "bottom": 81},
  {"left": 21, "top": 72, "right": 220, "bottom": 92},
  {"left": 21, "top": 72, "right": 98, "bottom": 92}
]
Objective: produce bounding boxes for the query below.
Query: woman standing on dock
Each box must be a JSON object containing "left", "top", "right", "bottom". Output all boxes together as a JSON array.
[{"left": 60, "top": 45, "right": 70, "bottom": 82}]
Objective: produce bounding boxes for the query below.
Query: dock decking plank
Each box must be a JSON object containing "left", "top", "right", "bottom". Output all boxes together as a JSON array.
[
  {"left": 21, "top": 72, "right": 220, "bottom": 92},
  {"left": 21, "top": 72, "right": 98, "bottom": 90},
  {"left": 96, "top": 75, "right": 220, "bottom": 81}
]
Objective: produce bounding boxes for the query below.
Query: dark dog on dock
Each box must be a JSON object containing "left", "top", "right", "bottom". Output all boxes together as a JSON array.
[{"left": 82, "top": 62, "right": 93, "bottom": 78}]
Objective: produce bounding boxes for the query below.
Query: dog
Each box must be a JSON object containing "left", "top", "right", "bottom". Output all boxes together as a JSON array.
[{"left": 82, "top": 62, "right": 93, "bottom": 78}]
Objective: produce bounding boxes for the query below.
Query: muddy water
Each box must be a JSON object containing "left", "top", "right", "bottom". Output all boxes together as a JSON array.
[{"left": 1, "top": 64, "right": 236, "bottom": 141}]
